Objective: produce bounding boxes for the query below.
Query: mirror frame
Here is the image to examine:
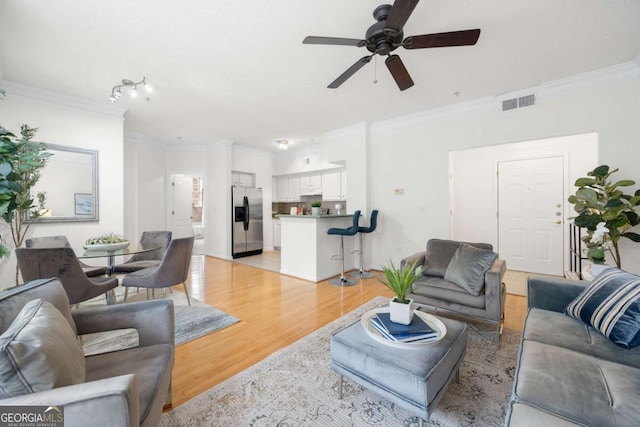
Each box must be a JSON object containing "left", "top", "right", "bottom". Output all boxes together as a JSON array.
[{"left": 27, "top": 144, "right": 99, "bottom": 223}]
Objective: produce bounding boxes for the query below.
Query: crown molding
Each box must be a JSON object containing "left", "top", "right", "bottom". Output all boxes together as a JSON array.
[
  {"left": 166, "top": 143, "right": 208, "bottom": 152},
  {"left": 124, "top": 130, "right": 165, "bottom": 146},
  {"left": 0, "top": 79, "right": 127, "bottom": 118},
  {"left": 541, "top": 61, "right": 640, "bottom": 94}
]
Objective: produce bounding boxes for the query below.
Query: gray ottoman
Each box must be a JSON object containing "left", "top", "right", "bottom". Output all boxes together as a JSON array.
[{"left": 330, "top": 314, "right": 468, "bottom": 426}]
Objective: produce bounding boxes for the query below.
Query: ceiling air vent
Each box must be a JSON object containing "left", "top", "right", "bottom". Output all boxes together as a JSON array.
[
  {"left": 502, "top": 98, "right": 518, "bottom": 111},
  {"left": 501, "top": 93, "right": 536, "bottom": 111},
  {"left": 518, "top": 94, "right": 536, "bottom": 108}
]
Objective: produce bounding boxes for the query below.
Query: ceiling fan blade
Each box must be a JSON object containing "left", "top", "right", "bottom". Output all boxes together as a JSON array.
[
  {"left": 403, "top": 29, "right": 481, "bottom": 49},
  {"left": 385, "top": 55, "right": 414, "bottom": 91},
  {"left": 328, "top": 56, "right": 373, "bottom": 89},
  {"left": 384, "top": 0, "right": 420, "bottom": 34},
  {"left": 303, "top": 36, "right": 366, "bottom": 47}
]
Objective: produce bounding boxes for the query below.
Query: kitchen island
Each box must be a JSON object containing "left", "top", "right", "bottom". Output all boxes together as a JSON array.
[{"left": 278, "top": 214, "right": 357, "bottom": 282}]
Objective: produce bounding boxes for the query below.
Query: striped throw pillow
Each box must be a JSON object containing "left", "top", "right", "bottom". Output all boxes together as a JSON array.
[{"left": 565, "top": 268, "right": 640, "bottom": 349}]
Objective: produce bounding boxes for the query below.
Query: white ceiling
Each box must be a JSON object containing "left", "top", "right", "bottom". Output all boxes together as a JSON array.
[{"left": 1, "top": 0, "right": 639, "bottom": 152}]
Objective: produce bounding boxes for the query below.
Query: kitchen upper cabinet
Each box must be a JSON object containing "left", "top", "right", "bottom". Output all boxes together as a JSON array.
[
  {"left": 272, "top": 177, "right": 278, "bottom": 203},
  {"left": 274, "top": 175, "right": 302, "bottom": 202},
  {"left": 232, "top": 171, "right": 254, "bottom": 187},
  {"left": 299, "top": 172, "right": 322, "bottom": 195},
  {"left": 322, "top": 168, "right": 347, "bottom": 201}
]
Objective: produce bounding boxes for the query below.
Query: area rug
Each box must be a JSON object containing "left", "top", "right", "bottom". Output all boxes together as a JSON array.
[
  {"left": 161, "top": 296, "right": 520, "bottom": 426},
  {"left": 78, "top": 287, "right": 239, "bottom": 355}
]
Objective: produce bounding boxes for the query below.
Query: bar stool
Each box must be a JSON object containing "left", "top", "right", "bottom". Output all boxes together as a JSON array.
[
  {"left": 327, "top": 210, "right": 361, "bottom": 286},
  {"left": 350, "top": 210, "right": 378, "bottom": 279}
]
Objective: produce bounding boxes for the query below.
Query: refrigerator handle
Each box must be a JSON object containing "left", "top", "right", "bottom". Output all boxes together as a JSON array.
[{"left": 243, "top": 196, "right": 249, "bottom": 231}]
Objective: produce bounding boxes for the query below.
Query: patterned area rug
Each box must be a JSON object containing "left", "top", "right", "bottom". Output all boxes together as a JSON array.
[
  {"left": 78, "top": 287, "right": 239, "bottom": 355},
  {"left": 161, "top": 296, "right": 520, "bottom": 426}
]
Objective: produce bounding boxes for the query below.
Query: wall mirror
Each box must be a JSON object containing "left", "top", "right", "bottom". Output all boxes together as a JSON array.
[{"left": 28, "top": 144, "right": 99, "bottom": 222}]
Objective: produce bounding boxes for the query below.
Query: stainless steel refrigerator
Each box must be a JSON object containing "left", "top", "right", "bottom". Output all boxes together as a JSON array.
[{"left": 232, "top": 186, "right": 263, "bottom": 258}]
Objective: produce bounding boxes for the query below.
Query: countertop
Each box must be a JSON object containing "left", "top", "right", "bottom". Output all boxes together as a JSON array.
[{"left": 276, "top": 214, "right": 354, "bottom": 218}]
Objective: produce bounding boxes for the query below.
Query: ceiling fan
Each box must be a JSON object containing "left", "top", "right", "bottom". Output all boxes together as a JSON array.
[{"left": 302, "top": 0, "right": 480, "bottom": 91}]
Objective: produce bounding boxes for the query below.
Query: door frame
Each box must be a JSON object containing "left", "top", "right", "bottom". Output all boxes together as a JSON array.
[
  {"left": 495, "top": 154, "right": 569, "bottom": 275},
  {"left": 166, "top": 170, "right": 207, "bottom": 245}
]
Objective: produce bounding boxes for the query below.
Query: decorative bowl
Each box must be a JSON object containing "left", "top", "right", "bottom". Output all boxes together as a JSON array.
[{"left": 83, "top": 241, "right": 130, "bottom": 252}]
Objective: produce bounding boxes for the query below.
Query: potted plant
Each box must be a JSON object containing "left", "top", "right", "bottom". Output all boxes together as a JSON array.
[
  {"left": 568, "top": 165, "right": 640, "bottom": 269},
  {"left": 310, "top": 201, "right": 322, "bottom": 216},
  {"left": 378, "top": 260, "right": 425, "bottom": 324}
]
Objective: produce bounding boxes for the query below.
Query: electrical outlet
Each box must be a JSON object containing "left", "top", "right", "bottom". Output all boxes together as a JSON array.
[
  {"left": 418, "top": 205, "right": 427, "bottom": 214},
  {"left": 394, "top": 188, "right": 404, "bottom": 195}
]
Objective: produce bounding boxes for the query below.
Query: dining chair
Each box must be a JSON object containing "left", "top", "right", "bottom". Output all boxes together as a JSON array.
[
  {"left": 15, "top": 247, "right": 119, "bottom": 305},
  {"left": 112, "top": 230, "right": 172, "bottom": 273},
  {"left": 122, "top": 236, "right": 194, "bottom": 306},
  {"left": 25, "top": 235, "right": 109, "bottom": 277}
]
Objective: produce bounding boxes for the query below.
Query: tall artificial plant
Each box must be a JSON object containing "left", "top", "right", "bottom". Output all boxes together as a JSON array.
[
  {"left": 568, "top": 165, "right": 640, "bottom": 268},
  {"left": 0, "top": 88, "right": 52, "bottom": 284}
]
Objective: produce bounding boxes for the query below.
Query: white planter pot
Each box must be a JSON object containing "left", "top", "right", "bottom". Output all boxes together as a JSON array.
[
  {"left": 591, "top": 263, "right": 610, "bottom": 277},
  {"left": 311, "top": 207, "right": 321, "bottom": 216},
  {"left": 389, "top": 298, "right": 414, "bottom": 325}
]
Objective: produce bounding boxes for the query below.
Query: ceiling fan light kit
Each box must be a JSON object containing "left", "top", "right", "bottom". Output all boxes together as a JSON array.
[
  {"left": 302, "top": 0, "right": 480, "bottom": 91},
  {"left": 109, "top": 77, "right": 152, "bottom": 103}
]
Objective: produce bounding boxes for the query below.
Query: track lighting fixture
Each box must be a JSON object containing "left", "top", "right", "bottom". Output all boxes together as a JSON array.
[{"left": 109, "top": 77, "right": 151, "bottom": 103}]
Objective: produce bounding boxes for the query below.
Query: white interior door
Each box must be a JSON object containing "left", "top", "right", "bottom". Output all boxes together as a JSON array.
[
  {"left": 170, "top": 174, "right": 194, "bottom": 238},
  {"left": 498, "top": 157, "right": 564, "bottom": 275}
]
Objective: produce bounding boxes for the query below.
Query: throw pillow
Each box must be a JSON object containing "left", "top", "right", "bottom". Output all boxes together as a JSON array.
[
  {"left": 565, "top": 268, "right": 640, "bottom": 349},
  {"left": 0, "top": 299, "right": 85, "bottom": 398},
  {"left": 443, "top": 243, "right": 498, "bottom": 296}
]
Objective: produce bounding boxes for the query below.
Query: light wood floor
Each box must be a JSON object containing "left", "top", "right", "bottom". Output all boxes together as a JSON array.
[{"left": 169, "top": 255, "right": 528, "bottom": 408}]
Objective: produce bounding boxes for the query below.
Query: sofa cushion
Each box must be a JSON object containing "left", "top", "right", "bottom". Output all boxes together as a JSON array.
[
  {"left": 513, "top": 340, "right": 640, "bottom": 427},
  {"left": 423, "top": 239, "right": 493, "bottom": 277},
  {"left": 524, "top": 308, "right": 640, "bottom": 369},
  {"left": 444, "top": 244, "right": 497, "bottom": 296},
  {"left": 0, "top": 299, "right": 85, "bottom": 398},
  {"left": 412, "top": 277, "right": 486, "bottom": 309},
  {"left": 564, "top": 268, "right": 640, "bottom": 349}
]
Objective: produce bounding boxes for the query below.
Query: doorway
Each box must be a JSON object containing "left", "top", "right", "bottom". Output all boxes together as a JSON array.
[
  {"left": 169, "top": 173, "right": 205, "bottom": 254},
  {"left": 498, "top": 157, "right": 564, "bottom": 276}
]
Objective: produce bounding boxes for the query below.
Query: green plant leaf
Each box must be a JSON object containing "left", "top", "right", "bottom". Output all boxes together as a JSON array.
[
  {"left": 575, "top": 188, "right": 598, "bottom": 203},
  {"left": 605, "top": 199, "right": 624, "bottom": 208},
  {"left": 612, "top": 180, "right": 636, "bottom": 187},
  {"left": 622, "top": 232, "right": 640, "bottom": 242},
  {"left": 575, "top": 177, "right": 597, "bottom": 186},
  {"left": 592, "top": 165, "right": 610, "bottom": 177}
]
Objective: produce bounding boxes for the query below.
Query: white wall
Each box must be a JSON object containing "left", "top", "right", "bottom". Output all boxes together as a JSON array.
[
  {"left": 0, "top": 81, "right": 125, "bottom": 287},
  {"left": 368, "top": 63, "right": 640, "bottom": 274},
  {"left": 123, "top": 132, "right": 167, "bottom": 242}
]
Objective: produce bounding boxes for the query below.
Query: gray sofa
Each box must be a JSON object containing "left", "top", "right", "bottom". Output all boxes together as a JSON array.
[
  {"left": 402, "top": 239, "right": 507, "bottom": 330},
  {"left": 506, "top": 275, "right": 640, "bottom": 426},
  {"left": 0, "top": 278, "right": 174, "bottom": 427}
]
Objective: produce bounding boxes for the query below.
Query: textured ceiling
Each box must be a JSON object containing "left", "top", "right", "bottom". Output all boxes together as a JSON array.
[{"left": 1, "top": 0, "right": 639, "bottom": 151}]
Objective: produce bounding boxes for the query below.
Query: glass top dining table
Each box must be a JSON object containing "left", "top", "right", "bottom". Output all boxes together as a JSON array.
[{"left": 76, "top": 243, "right": 160, "bottom": 274}]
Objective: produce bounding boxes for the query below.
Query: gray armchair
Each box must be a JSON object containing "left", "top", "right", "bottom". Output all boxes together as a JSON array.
[
  {"left": 25, "top": 235, "right": 108, "bottom": 277},
  {"left": 122, "top": 236, "right": 194, "bottom": 306},
  {"left": 112, "top": 231, "right": 172, "bottom": 274},
  {"left": 0, "top": 278, "right": 174, "bottom": 427},
  {"left": 15, "top": 247, "right": 118, "bottom": 305},
  {"left": 402, "top": 239, "right": 507, "bottom": 333}
]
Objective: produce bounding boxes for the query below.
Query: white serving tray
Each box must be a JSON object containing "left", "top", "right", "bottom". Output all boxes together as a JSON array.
[
  {"left": 361, "top": 307, "right": 447, "bottom": 349},
  {"left": 83, "top": 241, "right": 130, "bottom": 251}
]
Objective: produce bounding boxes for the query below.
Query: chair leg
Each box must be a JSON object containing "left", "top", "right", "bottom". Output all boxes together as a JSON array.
[
  {"left": 124, "top": 287, "right": 129, "bottom": 302},
  {"left": 164, "top": 378, "right": 173, "bottom": 409},
  {"left": 330, "top": 236, "right": 356, "bottom": 287},
  {"left": 350, "top": 232, "right": 374, "bottom": 279},
  {"left": 337, "top": 374, "right": 343, "bottom": 399},
  {"left": 105, "top": 289, "right": 116, "bottom": 305},
  {"left": 182, "top": 282, "right": 191, "bottom": 306}
]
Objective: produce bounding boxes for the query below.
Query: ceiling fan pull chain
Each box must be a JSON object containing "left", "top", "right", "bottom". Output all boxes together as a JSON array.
[{"left": 373, "top": 55, "right": 378, "bottom": 84}]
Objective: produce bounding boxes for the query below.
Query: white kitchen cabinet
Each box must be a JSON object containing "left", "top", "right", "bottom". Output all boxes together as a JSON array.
[
  {"left": 321, "top": 168, "right": 347, "bottom": 201},
  {"left": 274, "top": 175, "right": 302, "bottom": 202},
  {"left": 299, "top": 172, "right": 322, "bottom": 195},
  {"left": 272, "top": 177, "right": 278, "bottom": 203},
  {"left": 288, "top": 175, "right": 302, "bottom": 202},
  {"left": 232, "top": 171, "right": 254, "bottom": 187}
]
